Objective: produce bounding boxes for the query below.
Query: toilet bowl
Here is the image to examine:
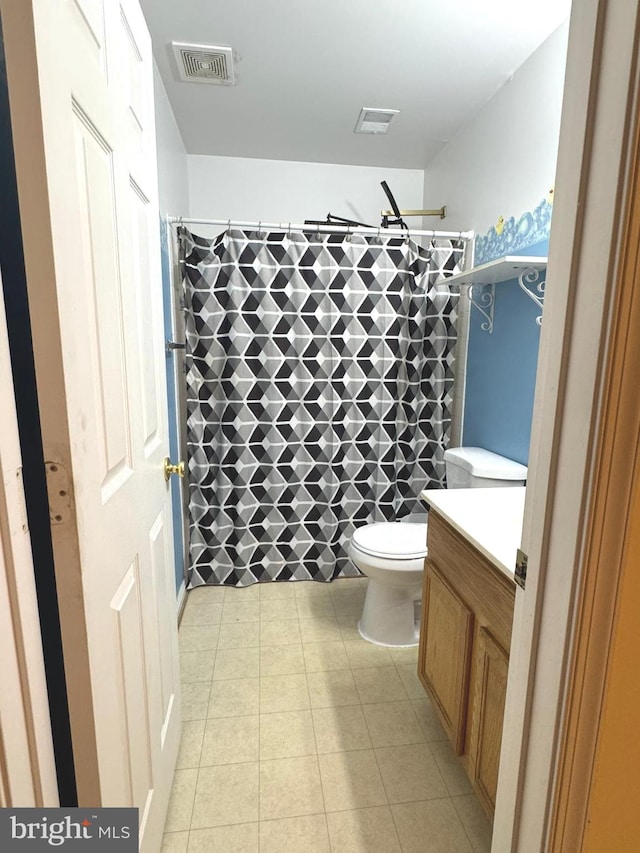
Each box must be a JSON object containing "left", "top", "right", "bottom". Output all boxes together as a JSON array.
[
  {"left": 349, "top": 522, "right": 428, "bottom": 647},
  {"left": 349, "top": 446, "right": 528, "bottom": 647}
]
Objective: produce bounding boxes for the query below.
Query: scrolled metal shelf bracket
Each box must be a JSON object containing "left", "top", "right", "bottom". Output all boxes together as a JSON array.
[
  {"left": 466, "top": 283, "right": 495, "bottom": 334},
  {"left": 517, "top": 267, "right": 545, "bottom": 326}
]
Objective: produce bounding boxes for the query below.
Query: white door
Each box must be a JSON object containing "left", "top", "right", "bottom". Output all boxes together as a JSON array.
[
  {"left": 0, "top": 1, "right": 181, "bottom": 849},
  {"left": 493, "top": 0, "right": 640, "bottom": 849}
]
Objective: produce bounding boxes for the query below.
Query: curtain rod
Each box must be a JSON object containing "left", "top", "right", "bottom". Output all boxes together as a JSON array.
[{"left": 166, "top": 216, "right": 473, "bottom": 242}]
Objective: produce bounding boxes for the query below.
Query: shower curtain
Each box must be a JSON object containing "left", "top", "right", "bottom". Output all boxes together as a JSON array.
[{"left": 179, "top": 227, "right": 462, "bottom": 587}]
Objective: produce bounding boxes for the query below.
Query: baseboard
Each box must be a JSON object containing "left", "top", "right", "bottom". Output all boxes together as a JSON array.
[{"left": 176, "top": 580, "right": 187, "bottom": 624}]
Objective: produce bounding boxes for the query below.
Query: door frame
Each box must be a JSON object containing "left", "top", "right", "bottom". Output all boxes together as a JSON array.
[
  {"left": 494, "top": 0, "right": 640, "bottom": 849},
  {"left": 549, "top": 52, "right": 640, "bottom": 845},
  {"left": 2, "top": 0, "right": 637, "bottom": 840},
  {"left": 0, "top": 266, "right": 58, "bottom": 808}
]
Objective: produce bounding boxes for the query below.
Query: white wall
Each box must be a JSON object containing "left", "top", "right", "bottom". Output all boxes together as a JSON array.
[
  {"left": 153, "top": 63, "right": 190, "bottom": 216},
  {"left": 184, "top": 20, "right": 567, "bottom": 241},
  {"left": 156, "top": 20, "right": 568, "bottom": 236},
  {"left": 187, "top": 155, "right": 424, "bottom": 232},
  {"left": 423, "top": 21, "right": 569, "bottom": 238}
]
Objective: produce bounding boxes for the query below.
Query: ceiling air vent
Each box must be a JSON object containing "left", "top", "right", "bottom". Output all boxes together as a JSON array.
[
  {"left": 172, "top": 42, "right": 235, "bottom": 85},
  {"left": 354, "top": 108, "right": 399, "bottom": 134}
]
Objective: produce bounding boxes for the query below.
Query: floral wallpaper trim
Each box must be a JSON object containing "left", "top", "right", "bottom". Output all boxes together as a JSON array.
[{"left": 474, "top": 195, "right": 553, "bottom": 266}]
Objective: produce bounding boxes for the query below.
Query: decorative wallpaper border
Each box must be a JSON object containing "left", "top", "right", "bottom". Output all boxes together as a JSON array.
[{"left": 474, "top": 194, "right": 553, "bottom": 265}]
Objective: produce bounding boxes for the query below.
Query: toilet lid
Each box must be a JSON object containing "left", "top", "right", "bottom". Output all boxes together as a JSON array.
[{"left": 352, "top": 522, "right": 428, "bottom": 559}]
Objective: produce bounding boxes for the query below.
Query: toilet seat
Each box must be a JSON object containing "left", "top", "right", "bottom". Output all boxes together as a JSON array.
[{"left": 351, "top": 522, "right": 428, "bottom": 561}]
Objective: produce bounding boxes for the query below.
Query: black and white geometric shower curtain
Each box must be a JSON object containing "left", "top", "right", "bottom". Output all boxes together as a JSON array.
[{"left": 179, "top": 227, "right": 462, "bottom": 587}]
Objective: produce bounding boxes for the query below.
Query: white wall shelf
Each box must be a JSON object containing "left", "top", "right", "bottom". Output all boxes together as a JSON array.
[{"left": 447, "top": 255, "right": 548, "bottom": 332}]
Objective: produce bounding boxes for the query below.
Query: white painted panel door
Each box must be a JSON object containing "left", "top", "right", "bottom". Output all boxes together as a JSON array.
[{"left": 0, "top": 1, "right": 181, "bottom": 850}]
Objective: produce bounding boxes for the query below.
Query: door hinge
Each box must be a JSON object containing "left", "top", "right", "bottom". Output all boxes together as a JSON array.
[{"left": 515, "top": 548, "right": 528, "bottom": 590}]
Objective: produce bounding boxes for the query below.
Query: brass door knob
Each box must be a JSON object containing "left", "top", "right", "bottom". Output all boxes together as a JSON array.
[{"left": 164, "top": 458, "right": 185, "bottom": 482}]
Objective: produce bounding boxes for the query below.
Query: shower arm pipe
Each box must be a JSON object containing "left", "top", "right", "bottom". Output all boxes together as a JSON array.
[
  {"left": 166, "top": 216, "right": 473, "bottom": 242},
  {"left": 381, "top": 207, "right": 447, "bottom": 219}
]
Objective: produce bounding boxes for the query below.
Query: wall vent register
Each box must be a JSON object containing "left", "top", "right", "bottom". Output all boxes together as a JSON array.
[{"left": 172, "top": 42, "right": 235, "bottom": 85}]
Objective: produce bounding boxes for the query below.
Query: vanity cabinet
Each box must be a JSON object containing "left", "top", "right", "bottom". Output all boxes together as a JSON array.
[
  {"left": 472, "top": 627, "right": 510, "bottom": 810},
  {"left": 418, "top": 510, "right": 516, "bottom": 817},
  {"left": 421, "top": 565, "right": 473, "bottom": 754}
]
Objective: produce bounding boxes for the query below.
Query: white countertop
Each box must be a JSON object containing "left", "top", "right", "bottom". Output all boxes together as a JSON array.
[{"left": 420, "top": 487, "right": 526, "bottom": 580}]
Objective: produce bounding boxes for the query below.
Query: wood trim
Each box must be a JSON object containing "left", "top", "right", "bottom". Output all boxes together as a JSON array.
[
  {"left": 548, "top": 23, "right": 640, "bottom": 849},
  {"left": 580, "top": 437, "right": 640, "bottom": 849}
]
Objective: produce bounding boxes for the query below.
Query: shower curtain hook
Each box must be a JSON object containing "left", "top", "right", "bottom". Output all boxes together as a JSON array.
[
  {"left": 258, "top": 220, "right": 262, "bottom": 236},
  {"left": 227, "top": 219, "right": 231, "bottom": 231}
]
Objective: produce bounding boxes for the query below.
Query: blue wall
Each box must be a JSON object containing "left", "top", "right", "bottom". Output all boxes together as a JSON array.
[
  {"left": 160, "top": 219, "right": 186, "bottom": 592},
  {"left": 462, "top": 241, "right": 548, "bottom": 466}
]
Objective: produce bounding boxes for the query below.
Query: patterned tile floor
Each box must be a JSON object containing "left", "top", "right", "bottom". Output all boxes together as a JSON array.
[{"left": 162, "top": 577, "right": 492, "bottom": 853}]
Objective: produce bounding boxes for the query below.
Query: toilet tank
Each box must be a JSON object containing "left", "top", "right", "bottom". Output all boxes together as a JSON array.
[{"left": 444, "top": 447, "right": 527, "bottom": 489}]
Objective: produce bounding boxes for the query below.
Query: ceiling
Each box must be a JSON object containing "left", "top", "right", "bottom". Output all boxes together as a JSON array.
[{"left": 141, "top": 0, "right": 571, "bottom": 170}]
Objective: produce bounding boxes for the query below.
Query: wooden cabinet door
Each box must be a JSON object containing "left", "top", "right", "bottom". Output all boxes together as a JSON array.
[
  {"left": 473, "top": 628, "right": 510, "bottom": 815},
  {"left": 418, "top": 562, "right": 474, "bottom": 754}
]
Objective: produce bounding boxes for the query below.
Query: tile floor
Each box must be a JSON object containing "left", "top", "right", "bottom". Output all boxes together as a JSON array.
[{"left": 162, "top": 577, "right": 492, "bottom": 853}]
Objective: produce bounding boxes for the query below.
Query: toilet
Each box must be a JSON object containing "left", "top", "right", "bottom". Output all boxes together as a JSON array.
[{"left": 349, "top": 447, "right": 528, "bottom": 647}]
